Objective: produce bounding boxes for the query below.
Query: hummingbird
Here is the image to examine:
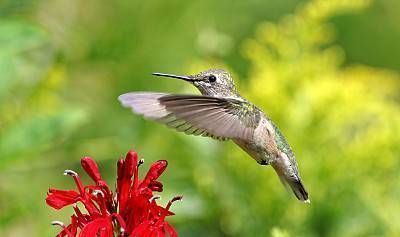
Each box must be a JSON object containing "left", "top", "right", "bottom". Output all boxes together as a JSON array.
[{"left": 118, "top": 69, "right": 309, "bottom": 202}]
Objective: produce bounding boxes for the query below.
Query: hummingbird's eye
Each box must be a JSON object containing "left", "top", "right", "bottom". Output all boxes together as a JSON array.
[{"left": 208, "top": 75, "right": 217, "bottom": 83}]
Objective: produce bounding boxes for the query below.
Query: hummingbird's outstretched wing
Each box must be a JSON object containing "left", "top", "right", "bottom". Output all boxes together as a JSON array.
[{"left": 118, "top": 92, "right": 261, "bottom": 140}]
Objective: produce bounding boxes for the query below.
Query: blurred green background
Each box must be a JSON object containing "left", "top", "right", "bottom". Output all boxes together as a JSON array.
[{"left": 1, "top": 0, "right": 399, "bottom": 236}]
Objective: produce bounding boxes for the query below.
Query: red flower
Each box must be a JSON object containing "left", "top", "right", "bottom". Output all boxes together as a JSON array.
[{"left": 46, "top": 150, "right": 182, "bottom": 237}]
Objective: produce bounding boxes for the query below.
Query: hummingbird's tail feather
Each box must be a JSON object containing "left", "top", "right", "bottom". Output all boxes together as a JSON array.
[
  {"left": 277, "top": 174, "right": 309, "bottom": 203},
  {"left": 288, "top": 178, "right": 310, "bottom": 203}
]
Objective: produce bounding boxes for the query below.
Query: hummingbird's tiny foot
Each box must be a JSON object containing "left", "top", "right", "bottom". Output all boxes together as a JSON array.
[{"left": 304, "top": 199, "right": 311, "bottom": 204}]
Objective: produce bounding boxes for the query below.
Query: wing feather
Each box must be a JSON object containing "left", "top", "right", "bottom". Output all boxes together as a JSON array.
[{"left": 118, "top": 92, "right": 261, "bottom": 140}]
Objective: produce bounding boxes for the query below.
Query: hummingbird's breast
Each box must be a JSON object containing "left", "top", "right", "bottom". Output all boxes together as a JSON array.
[{"left": 233, "top": 117, "right": 280, "bottom": 165}]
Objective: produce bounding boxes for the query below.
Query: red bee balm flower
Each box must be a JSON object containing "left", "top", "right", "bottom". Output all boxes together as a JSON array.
[{"left": 46, "top": 150, "right": 182, "bottom": 237}]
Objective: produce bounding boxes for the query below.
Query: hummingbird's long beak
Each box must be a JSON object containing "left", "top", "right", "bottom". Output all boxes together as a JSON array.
[{"left": 152, "top": 72, "right": 194, "bottom": 82}]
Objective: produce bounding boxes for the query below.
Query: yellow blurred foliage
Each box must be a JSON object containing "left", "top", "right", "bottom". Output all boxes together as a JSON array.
[{"left": 238, "top": 0, "right": 400, "bottom": 236}]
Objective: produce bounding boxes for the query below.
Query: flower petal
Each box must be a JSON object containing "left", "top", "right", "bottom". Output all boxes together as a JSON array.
[
  {"left": 130, "top": 220, "right": 151, "bottom": 236},
  {"left": 157, "top": 229, "right": 166, "bottom": 237},
  {"left": 122, "top": 151, "right": 137, "bottom": 179},
  {"left": 149, "top": 180, "right": 163, "bottom": 192},
  {"left": 117, "top": 151, "right": 138, "bottom": 213},
  {"left": 79, "top": 217, "right": 113, "bottom": 237},
  {"left": 140, "top": 160, "right": 168, "bottom": 189},
  {"left": 46, "top": 189, "right": 80, "bottom": 210},
  {"left": 81, "top": 157, "right": 102, "bottom": 182},
  {"left": 124, "top": 195, "right": 150, "bottom": 232},
  {"left": 164, "top": 222, "right": 178, "bottom": 237},
  {"left": 46, "top": 150, "right": 181, "bottom": 237}
]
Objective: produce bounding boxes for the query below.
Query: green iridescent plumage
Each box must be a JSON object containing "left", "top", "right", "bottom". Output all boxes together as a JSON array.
[{"left": 271, "top": 122, "right": 299, "bottom": 174}]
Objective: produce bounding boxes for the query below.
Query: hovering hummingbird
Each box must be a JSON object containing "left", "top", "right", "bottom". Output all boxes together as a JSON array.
[{"left": 118, "top": 69, "right": 309, "bottom": 202}]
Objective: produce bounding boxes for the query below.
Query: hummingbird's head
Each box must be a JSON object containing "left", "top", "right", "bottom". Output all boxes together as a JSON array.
[{"left": 152, "top": 69, "right": 238, "bottom": 97}]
